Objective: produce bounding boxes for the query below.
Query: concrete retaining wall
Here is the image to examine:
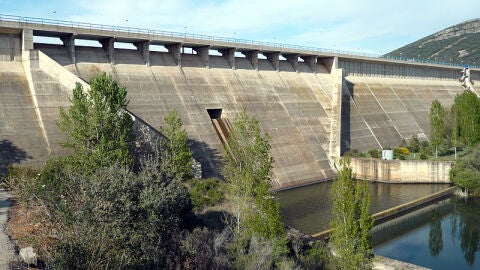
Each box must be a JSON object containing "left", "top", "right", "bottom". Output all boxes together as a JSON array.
[{"left": 350, "top": 158, "right": 454, "bottom": 183}]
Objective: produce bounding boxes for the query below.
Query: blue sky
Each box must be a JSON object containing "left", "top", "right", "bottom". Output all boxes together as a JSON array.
[{"left": 1, "top": 0, "right": 479, "bottom": 55}]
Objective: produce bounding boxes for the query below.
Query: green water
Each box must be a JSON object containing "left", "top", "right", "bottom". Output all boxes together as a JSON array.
[
  {"left": 374, "top": 197, "right": 480, "bottom": 269},
  {"left": 276, "top": 181, "right": 450, "bottom": 234}
]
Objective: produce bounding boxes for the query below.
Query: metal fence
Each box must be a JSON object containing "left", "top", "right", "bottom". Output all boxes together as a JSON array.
[{"left": 0, "top": 13, "right": 478, "bottom": 69}]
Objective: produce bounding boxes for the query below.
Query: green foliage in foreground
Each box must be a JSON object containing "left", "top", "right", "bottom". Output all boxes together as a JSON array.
[
  {"left": 430, "top": 99, "right": 445, "bottom": 158},
  {"left": 330, "top": 158, "right": 373, "bottom": 270},
  {"left": 43, "top": 155, "right": 191, "bottom": 269},
  {"left": 57, "top": 72, "right": 134, "bottom": 173},
  {"left": 222, "top": 110, "right": 289, "bottom": 266},
  {"left": 222, "top": 110, "right": 284, "bottom": 239},
  {"left": 188, "top": 178, "right": 225, "bottom": 211},
  {"left": 450, "top": 144, "right": 480, "bottom": 196},
  {"left": 160, "top": 109, "right": 194, "bottom": 181}
]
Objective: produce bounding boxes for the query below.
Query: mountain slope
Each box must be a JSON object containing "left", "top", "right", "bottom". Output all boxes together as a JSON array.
[{"left": 384, "top": 19, "right": 480, "bottom": 66}]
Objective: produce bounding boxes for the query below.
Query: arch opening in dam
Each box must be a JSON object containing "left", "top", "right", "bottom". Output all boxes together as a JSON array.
[{"left": 0, "top": 15, "right": 478, "bottom": 189}]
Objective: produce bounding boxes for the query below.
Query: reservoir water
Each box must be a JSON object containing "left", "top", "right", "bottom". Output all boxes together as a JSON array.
[
  {"left": 277, "top": 182, "right": 480, "bottom": 269},
  {"left": 277, "top": 181, "right": 450, "bottom": 234},
  {"left": 374, "top": 197, "right": 480, "bottom": 270}
]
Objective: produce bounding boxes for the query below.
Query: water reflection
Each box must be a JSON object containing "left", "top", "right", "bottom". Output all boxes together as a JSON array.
[
  {"left": 451, "top": 198, "right": 480, "bottom": 266},
  {"left": 428, "top": 211, "right": 443, "bottom": 257},
  {"left": 375, "top": 197, "right": 480, "bottom": 269},
  {"left": 277, "top": 181, "right": 450, "bottom": 234}
]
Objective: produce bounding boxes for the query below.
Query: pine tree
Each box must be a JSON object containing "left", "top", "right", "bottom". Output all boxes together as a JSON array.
[
  {"left": 330, "top": 158, "right": 373, "bottom": 270},
  {"left": 430, "top": 99, "right": 445, "bottom": 159}
]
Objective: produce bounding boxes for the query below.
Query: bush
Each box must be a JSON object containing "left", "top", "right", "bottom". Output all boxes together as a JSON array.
[
  {"left": 344, "top": 149, "right": 360, "bottom": 157},
  {"left": 420, "top": 153, "right": 429, "bottom": 160},
  {"left": 300, "top": 241, "right": 332, "bottom": 269},
  {"left": 368, "top": 149, "right": 381, "bottom": 158},
  {"left": 45, "top": 154, "right": 192, "bottom": 268},
  {"left": 188, "top": 178, "right": 225, "bottom": 211},
  {"left": 394, "top": 147, "right": 410, "bottom": 159},
  {"left": 2, "top": 166, "right": 39, "bottom": 206}
]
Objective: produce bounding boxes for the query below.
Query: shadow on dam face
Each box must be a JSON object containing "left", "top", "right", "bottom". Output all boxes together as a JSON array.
[{"left": 0, "top": 139, "right": 32, "bottom": 176}]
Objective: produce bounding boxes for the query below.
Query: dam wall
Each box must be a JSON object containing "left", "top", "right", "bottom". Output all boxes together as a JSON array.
[
  {"left": 51, "top": 46, "right": 339, "bottom": 187},
  {"left": 350, "top": 158, "right": 454, "bottom": 183},
  {"left": 341, "top": 76, "right": 472, "bottom": 153},
  {"left": 0, "top": 16, "right": 478, "bottom": 187}
]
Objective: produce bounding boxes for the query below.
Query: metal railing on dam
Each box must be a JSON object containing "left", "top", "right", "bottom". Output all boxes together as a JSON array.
[{"left": 0, "top": 13, "right": 478, "bottom": 69}]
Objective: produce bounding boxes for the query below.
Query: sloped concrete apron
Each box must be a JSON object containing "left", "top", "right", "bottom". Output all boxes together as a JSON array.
[{"left": 0, "top": 189, "right": 14, "bottom": 269}]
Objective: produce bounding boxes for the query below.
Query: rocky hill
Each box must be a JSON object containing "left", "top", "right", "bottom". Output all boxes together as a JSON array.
[{"left": 384, "top": 19, "right": 480, "bottom": 66}]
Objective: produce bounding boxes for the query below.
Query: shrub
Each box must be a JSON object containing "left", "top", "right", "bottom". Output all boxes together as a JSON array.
[
  {"left": 344, "top": 149, "right": 360, "bottom": 157},
  {"left": 420, "top": 153, "right": 429, "bottom": 160},
  {"left": 394, "top": 147, "right": 410, "bottom": 159},
  {"left": 300, "top": 241, "right": 332, "bottom": 269},
  {"left": 46, "top": 154, "right": 191, "bottom": 268},
  {"left": 2, "top": 166, "right": 39, "bottom": 206},
  {"left": 188, "top": 178, "right": 225, "bottom": 211},
  {"left": 368, "top": 149, "right": 381, "bottom": 159}
]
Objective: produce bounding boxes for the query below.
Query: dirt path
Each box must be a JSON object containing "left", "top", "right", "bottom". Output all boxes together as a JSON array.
[{"left": 0, "top": 189, "right": 14, "bottom": 269}]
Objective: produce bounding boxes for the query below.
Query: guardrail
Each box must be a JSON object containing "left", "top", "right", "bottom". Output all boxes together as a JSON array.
[{"left": 1, "top": 13, "right": 478, "bottom": 69}]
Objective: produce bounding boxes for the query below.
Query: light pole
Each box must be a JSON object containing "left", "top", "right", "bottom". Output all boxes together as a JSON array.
[
  {"left": 183, "top": 26, "right": 187, "bottom": 53},
  {"left": 53, "top": 10, "right": 56, "bottom": 24}
]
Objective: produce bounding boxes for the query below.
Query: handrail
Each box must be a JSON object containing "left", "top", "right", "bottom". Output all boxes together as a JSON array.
[{"left": 0, "top": 13, "right": 478, "bottom": 69}]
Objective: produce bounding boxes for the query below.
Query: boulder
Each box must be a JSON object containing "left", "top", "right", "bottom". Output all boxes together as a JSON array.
[{"left": 19, "top": 247, "right": 37, "bottom": 266}]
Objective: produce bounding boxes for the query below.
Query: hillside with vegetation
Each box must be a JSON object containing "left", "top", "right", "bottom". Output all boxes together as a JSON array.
[{"left": 384, "top": 19, "right": 480, "bottom": 66}]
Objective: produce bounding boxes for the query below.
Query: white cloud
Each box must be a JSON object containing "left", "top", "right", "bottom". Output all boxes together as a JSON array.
[{"left": 10, "top": 0, "right": 479, "bottom": 53}]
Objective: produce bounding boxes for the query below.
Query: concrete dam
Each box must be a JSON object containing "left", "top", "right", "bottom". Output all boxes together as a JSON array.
[{"left": 0, "top": 15, "right": 479, "bottom": 189}]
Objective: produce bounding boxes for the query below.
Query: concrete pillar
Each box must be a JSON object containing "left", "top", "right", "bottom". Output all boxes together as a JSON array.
[
  {"left": 318, "top": 56, "right": 338, "bottom": 73},
  {"left": 242, "top": 50, "right": 259, "bottom": 70},
  {"left": 284, "top": 53, "right": 299, "bottom": 72},
  {"left": 100, "top": 37, "right": 115, "bottom": 65},
  {"left": 301, "top": 55, "right": 317, "bottom": 73},
  {"left": 219, "top": 48, "right": 235, "bottom": 69},
  {"left": 166, "top": 43, "right": 182, "bottom": 66},
  {"left": 193, "top": 46, "right": 210, "bottom": 68},
  {"left": 265, "top": 52, "right": 279, "bottom": 71},
  {"left": 22, "top": 29, "right": 33, "bottom": 51},
  {"left": 134, "top": 41, "right": 150, "bottom": 66},
  {"left": 61, "top": 34, "right": 76, "bottom": 64}
]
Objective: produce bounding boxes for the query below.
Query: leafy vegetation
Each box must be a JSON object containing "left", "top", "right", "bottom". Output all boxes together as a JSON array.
[
  {"left": 430, "top": 99, "right": 445, "bottom": 158},
  {"left": 57, "top": 72, "right": 134, "bottom": 174},
  {"left": 160, "top": 109, "right": 194, "bottom": 181},
  {"left": 5, "top": 74, "right": 339, "bottom": 269},
  {"left": 222, "top": 109, "right": 289, "bottom": 267},
  {"left": 330, "top": 158, "right": 373, "bottom": 269},
  {"left": 188, "top": 178, "right": 225, "bottom": 211}
]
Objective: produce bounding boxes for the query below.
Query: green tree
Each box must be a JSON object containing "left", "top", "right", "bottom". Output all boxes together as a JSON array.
[
  {"left": 222, "top": 110, "right": 284, "bottom": 242},
  {"left": 57, "top": 72, "right": 134, "bottom": 172},
  {"left": 450, "top": 144, "right": 480, "bottom": 195},
  {"left": 451, "top": 103, "right": 459, "bottom": 159},
  {"left": 330, "top": 158, "right": 373, "bottom": 270},
  {"left": 160, "top": 109, "right": 193, "bottom": 181},
  {"left": 454, "top": 91, "right": 480, "bottom": 147},
  {"left": 430, "top": 99, "right": 445, "bottom": 158}
]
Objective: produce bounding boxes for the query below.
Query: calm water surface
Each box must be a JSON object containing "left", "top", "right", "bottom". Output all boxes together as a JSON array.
[
  {"left": 374, "top": 197, "right": 480, "bottom": 270},
  {"left": 276, "top": 181, "right": 451, "bottom": 234}
]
